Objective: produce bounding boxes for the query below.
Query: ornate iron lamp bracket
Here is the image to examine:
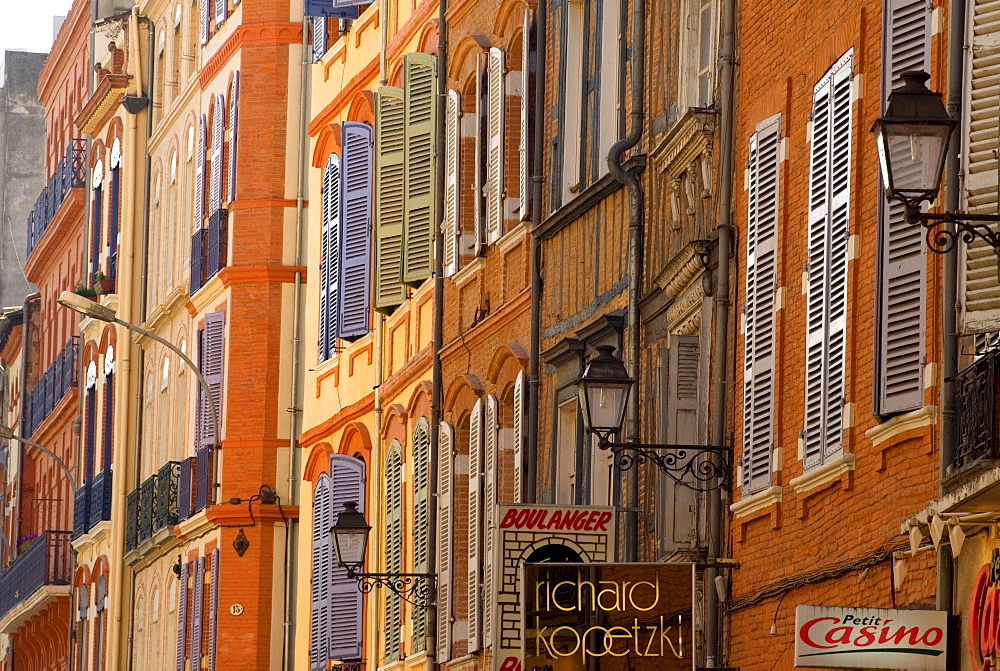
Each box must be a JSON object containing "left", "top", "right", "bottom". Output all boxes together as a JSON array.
[
  {"left": 904, "top": 201, "right": 1000, "bottom": 278},
  {"left": 594, "top": 433, "right": 732, "bottom": 492},
  {"left": 345, "top": 568, "right": 436, "bottom": 609}
]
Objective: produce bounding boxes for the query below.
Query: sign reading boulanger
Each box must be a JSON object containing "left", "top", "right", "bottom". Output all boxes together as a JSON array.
[
  {"left": 794, "top": 605, "right": 947, "bottom": 669},
  {"left": 493, "top": 504, "right": 615, "bottom": 671},
  {"left": 524, "top": 563, "right": 695, "bottom": 671}
]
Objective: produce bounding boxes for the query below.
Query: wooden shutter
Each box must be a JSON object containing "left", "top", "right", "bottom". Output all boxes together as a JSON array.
[
  {"left": 743, "top": 115, "right": 779, "bottom": 492},
  {"left": 339, "top": 122, "right": 373, "bottom": 340},
  {"left": 176, "top": 562, "right": 188, "bottom": 671},
  {"left": 228, "top": 73, "right": 239, "bottom": 204},
  {"left": 804, "top": 51, "right": 852, "bottom": 468},
  {"left": 195, "top": 115, "right": 206, "bottom": 231},
  {"left": 467, "top": 399, "right": 483, "bottom": 651},
  {"left": 411, "top": 418, "right": 431, "bottom": 651},
  {"left": 215, "top": 0, "right": 226, "bottom": 25},
  {"left": 310, "top": 475, "right": 333, "bottom": 670},
  {"left": 486, "top": 48, "right": 505, "bottom": 245},
  {"left": 520, "top": 9, "right": 534, "bottom": 221},
  {"left": 384, "top": 443, "right": 403, "bottom": 662},
  {"left": 200, "top": 0, "right": 210, "bottom": 44},
  {"left": 374, "top": 86, "right": 407, "bottom": 313},
  {"left": 437, "top": 423, "right": 454, "bottom": 661},
  {"left": 191, "top": 557, "right": 205, "bottom": 666},
  {"left": 444, "top": 90, "right": 461, "bottom": 277},
  {"left": 319, "top": 154, "right": 341, "bottom": 362},
  {"left": 876, "top": 0, "right": 930, "bottom": 414},
  {"left": 402, "top": 53, "right": 437, "bottom": 286},
  {"left": 329, "top": 455, "right": 366, "bottom": 661},
  {"left": 475, "top": 53, "right": 487, "bottom": 255},
  {"left": 312, "top": 17, "right": 327, "bottom": 63},
  {"left": 208, "top": 548, "right": 219, "bottom": 671},
  {"left": 197, "top": 312, "right": 225, "bottom": 448},
  {"left": 210, "top": 95, "right": 224, "bottom": 214},
  {"left": 661, "top": 337, "right": 699, "bottom": 549},
  {"left": 512, "top": 370, "right": 525, "bottom": 503},
  {"left": 483, "top": 396, "right": 498, "bottom": 647}
]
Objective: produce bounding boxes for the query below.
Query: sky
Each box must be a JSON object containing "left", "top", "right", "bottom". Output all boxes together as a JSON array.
[{"left": 0, "top": 0, "right": 75, "bottom": 58}]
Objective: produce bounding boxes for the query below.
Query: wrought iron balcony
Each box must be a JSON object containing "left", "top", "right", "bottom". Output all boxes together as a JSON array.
[
  {"left": 137, "top": 474, "right": 156, "bottom": 545},
  {"left": 0, "top": 531, "right": 72, "bottom": 620},
  {"left": 71, "top": 468, "right": 113, "bottom": 540},
  {"left": 154, "top": 461, "right": 180, "bottom": 532},
  {"left": 954, "top": 348, "right": 1000, "bottom": 470},
  {"left": 25, "top": 139, "right": 87, "bottom": 257},
  {"left": 23, "top": 337, "right": 79, "bottom": 438},
  {"left": 190, "top": 209, "right": 228, "bottom": 294},
  {"left": 125, "top": 462, "right": 183, "bottom": 553},
  {"left": 125, "top": 488, "right": 139, "bottom": 552}
]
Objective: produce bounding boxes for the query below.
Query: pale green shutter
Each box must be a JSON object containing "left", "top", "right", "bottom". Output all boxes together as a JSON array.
[
  {"left": 401, "top": 53, "right": 437, "bottom": 287},
  {"left": 374, "top": 87, "right": 407, "bottom": 313},
  {"left": 384, "top": 441, "right": 403, "bottom": 662},
  {"left": 411, "top": 418, "right": 430, "bottom": 652}
]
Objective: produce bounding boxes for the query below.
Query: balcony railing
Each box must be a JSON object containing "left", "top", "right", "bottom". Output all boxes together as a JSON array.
[
  {"left": 176, "top": 450, "right": 213, "bottom": 523},
  {"left": 26, "top": 139, "right": 87, "bottom": 257},
  {"left": 154, "top": 461, "right": 180, "bottom": 531},
  {"left": 124, "top": 461, "right": 182, "bottom": 552},
  {"left": 954, "top": 348, "right": 1000, "bottom": 470},
  {"left": 23, "top": 337, "right": 79, "bottom": 438},
  {"left": 0, "top": 531, "right": 72, "bottom": 619},
  {"left": 71, "top": 468, "right": 113, "bottom": 540},
  {"left": 190, "top": 209, "right": 228, "bottom": 294}
]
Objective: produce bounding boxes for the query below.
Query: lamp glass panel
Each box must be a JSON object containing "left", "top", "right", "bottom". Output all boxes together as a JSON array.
[
  {"left": 582, "top": 382, "right": 630, "bottom": 433},
  {"left": 333, "top": 527, "right": 368, "bottom": 567},
  {"left": 881, "top": 121, "right": 950, "bottom": 200}
]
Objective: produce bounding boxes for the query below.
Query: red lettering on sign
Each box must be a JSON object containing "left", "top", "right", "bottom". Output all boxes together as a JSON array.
[
  {"left": 500, "top": 509, "right": 519, "bottom": 528},
  {"left": 799, "top": 617, "right": 839, "bottom": 649},
  {"left": 498, "top": 657, "right": 521, "bottom": 671}
]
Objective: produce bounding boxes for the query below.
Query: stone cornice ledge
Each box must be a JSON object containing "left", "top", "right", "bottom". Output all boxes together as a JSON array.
[
  {"left": 730, "top": 486, "right": 782, "bottom": 519},
  {"left": 789, "top": 453, "right": 856, "bottom": 494},
  {"left": 865, "top": 405, "right": 937, "bottom": 447}
]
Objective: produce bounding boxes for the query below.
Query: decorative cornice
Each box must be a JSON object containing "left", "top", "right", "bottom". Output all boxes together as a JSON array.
[
  {"left": 789, "top": 453, "right": 856, "bottom": 494},
  {"left": 199, "top": 22, "right": 303, "bottom": 89},
  {"left": 298, "top": 391, "right": 375, "bottom": 447},
  {"left": 379, "top": 345, "right": 433, "bottom": 403},
  {"left": 730, "top": 486, "right": 782, "bottom": 519},
  {"left": 652, "top": 240, "right": 710, "bottom": 299},
  {"left": 650, "top": 107, "right": 717, "bottom": 177},
  {"left": 865, "top": 405, "right": 937, "bottom": 447},
  {"left": 77, "top": 74, "right": 131, "bottom": 136}
]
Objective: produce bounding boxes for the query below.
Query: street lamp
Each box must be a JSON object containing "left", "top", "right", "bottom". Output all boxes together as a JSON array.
[
  {"left": 872, "top": 70, "right": 1000, "bottom": 274},
  {"left": 329, "top": 501, "right": 435, "bottom": 608},
  {"left": 577, "top": 346, "right": 731, "bottom": 491}
]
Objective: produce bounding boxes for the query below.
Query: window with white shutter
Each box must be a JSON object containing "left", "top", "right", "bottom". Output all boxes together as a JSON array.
[
  {"left": 228, "top": 73, "right": 239, "bottom": 204},
  {"left": 519, "top": 10, "right": 534, "bottom": 221},
  {"left": 804, "top": 50, "right": 853, "bottom": 469},
  {"left": 875, "top": 0, "right": 930, "bottom": 415},
  {"left": 437, "top": 423, "right": 454, "bottom": 661},
  {"left": 443, "top": 90, "right": 461, "bottom": 277},
  {"left": 475, "top": 54, "right": 487, "bottom": 255},
  {"left": 467, "top": 399, "right": 483, "bottom": 651},
  {"left": 210, "top": 95, "right": 224, "bottom": 215},
  {"left": 214, "top": 0, "right": 226, "bottom": 26},
  {"left": 200, "top": 0, "right": 210, "bottom": 44},
  {"left": 384, "top": 442, "right": 403, "bottom": 662},
  {"left": 960, "top": 0, "right": 1000, "bottom": 333},
  {"left": 312, "top": 17, "right": 327, "bottom": 63},
  {"left": 195, "top": 114, "right": 206, "bottom": 232},
  {"left": 319, "top": 154, "right": 341, "bottom": 363},
  {"left": 742, "top": 114, "right": 780, "bottom": 493},
  {"left": 411, "top": 418, "right": 431, "bottom": 651},
  {"left": 512, "top": 371, "right": 525, "bottom": 503},
  {"left": 483, "top": 396, "right": 498, "bottom": 647},
  {"left": 486, "top": 48, "right": 505, "bottom": 245}
]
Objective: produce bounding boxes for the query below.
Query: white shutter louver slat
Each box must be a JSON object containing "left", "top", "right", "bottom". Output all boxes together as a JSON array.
[
  {"left": 468, "top": 400, "right": 483, "bottom": 652},
  {"left": 444, "top": 91, "right": 461, "bottom": 277},
  {"left": 437, "top": 423, "right": 454, "bottom": 662},
  {"left": 486, "top": 48, "right": 505, "bottom": 245}
]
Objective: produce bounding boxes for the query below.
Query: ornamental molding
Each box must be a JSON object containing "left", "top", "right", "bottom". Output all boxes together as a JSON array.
[
  {"left": 653, "top": 240, "right": 710, "bottom": 299},
  {"left": 76, "top": 74, "right": 130, "bottom": 136},
  {"left": 651, "top": 108, "right": 717, "bottom": 178}
]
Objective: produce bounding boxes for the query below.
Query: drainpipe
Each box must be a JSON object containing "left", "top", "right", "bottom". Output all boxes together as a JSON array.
[
  {"left": 527, "top": 0, "right": 546, "bottom": 504},
  {"left": 281, "top": 15, "right": 311, "bottom": 671},
  {"left": 606, "top": 0, "right": 645, "bottom": 562},
  {"left": 704, "top": 0, "right": 737, "bottom": 665},
  {"left": 938, "top": 0, "right": 965, "bottom": 615}
]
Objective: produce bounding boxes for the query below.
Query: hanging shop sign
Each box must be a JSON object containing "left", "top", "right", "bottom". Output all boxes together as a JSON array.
[
  {"left": 794, "top": 605, "right": 947, "bottom": 669},
  {"left": 523, "top": 563, "right": 695, "bottom": 671},
  {"left": 969, "top": 547, "right": 1000, "bottom": 670},
  {"left": 493, "top": 504, "right": 615, "bottom": 671}
]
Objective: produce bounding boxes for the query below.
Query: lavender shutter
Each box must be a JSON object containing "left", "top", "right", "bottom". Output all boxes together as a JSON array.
[
  {"left": 339, "top": 122, "right": 373, "bottom": 340},
  {"left": 876, "top": 0, "right": 930, "bottom": 414},
  {"left": 373, "top": 87, "right": 407, "bottom": 313},
  {"left": 384, "top": 443, "right": 403, "bottom": 662},
  {"left": 191, "top": 557, "right": 205, "bottom": 666},
  {"left": 743, "top": 115, "right": 779, "bottom": 492},
  {"left": 436, "top": 423, "right": 454, "bottom": 661},
  {"left": 228, "top": 74, "right": 239, "bottom": 204},
  {"left": 467, "top": 399, "right": 483, "bottom": 651},
  {"left": 411, "top": 419, "right": 430, "bottom": 651},
  {"left": 310, "top": 475, "right": 333, "bottom": 670},
  {"left": 312, "top": 17, "right": 327, "bottom": 63},
  {"left": 485, "top": 48, "right": 505, "bottom": 244},
  {"left": 200, "top": 0, "right": 210, "bottom": 44},
  {"left": 176, "top": 562, "right": 189, "bottom": 671},
  {"left": 482, "top": 396, "right": 498, "bottom": 647},
  {"left": 319, "top": 154, "right": 341, "bottom": 362},
  {"left": 208, "top": 548, "right": 219, "bottom": 670},
  {"left": 109, "top": 167, "right": 120, "bottom": 279},
  {"left": 198, "top": 312, "right": 225, "bottom": 447},
  {"left": 329, "top": 455, "right": 365, "bottom": 660},
  {"left": 401, "top": 53, "right": 437, "bottom": 286},
  {"left": 512, "top": 370, "right": 524, "bottom": 503}
]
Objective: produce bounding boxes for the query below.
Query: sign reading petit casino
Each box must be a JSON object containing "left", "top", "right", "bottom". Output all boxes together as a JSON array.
[
  {"left": 794, "top": 605, "right": 947, "bottom": 669},
  {"left": 524, "top": 563, "right": 695, "bottom": 671},
  {"left": 969, "top": 548, "right": 1000, "bottom": 670}
]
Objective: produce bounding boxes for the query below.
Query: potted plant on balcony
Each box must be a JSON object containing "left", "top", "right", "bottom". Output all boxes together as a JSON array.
[
  {"left": 93, "top": 272, "right": 114, "bottom": 296},
  {"left": 71, "top": 282, "right": 97, "bottom": 299}
]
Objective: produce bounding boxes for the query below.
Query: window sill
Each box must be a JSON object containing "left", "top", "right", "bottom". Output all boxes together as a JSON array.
[
  {"left": 789, "top": 453, "right": 855, "bottom": 494},
  {"left": 866, "top": 405, "right": 936, "bottom": 447},
  {"left": 730, "top": 486, "right": 782, "bottom": 519}
]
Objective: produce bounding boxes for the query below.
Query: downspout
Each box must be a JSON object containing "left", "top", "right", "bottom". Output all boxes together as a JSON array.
[
  {"left": 938, "top": 0, "right": 965, "bottom": 615},
  {"left": 606, "top": 0, "right": 645, "bottom": 562},
  {"left": 282, "top": 15, "right": 310, "bottom": 671},
  {"left": 705, "top": 0, "right": 737, "bottom": 665},
  {"left": 527, "top": 0, "right": 546, "bottom": 504},
  {"left": 428, "top": 0, "right": 448, "bottom": 665}
]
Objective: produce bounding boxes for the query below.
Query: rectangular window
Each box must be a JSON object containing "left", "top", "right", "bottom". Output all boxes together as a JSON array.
[
  {"left": 555, "top": 397, "right": 578, "bottom": 505},
  {"left": 680, "top": 0, "right": 716, "bottom": 110},
  {"left": 658, "top": 336, "right": 700, "bottom": 554}
]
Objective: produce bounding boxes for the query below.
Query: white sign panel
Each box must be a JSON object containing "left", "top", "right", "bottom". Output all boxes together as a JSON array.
[{"left": 794, "top": 605, "right": 947, "bottom": 669}]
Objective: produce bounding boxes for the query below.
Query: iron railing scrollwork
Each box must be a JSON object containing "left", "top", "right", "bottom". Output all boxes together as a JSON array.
[
  {"left": 955, "top": 348, "right": 1000, "bottom": 470},
  {"left": 88, "top": 468, "right": 113, "bottom": 530},
  {"left": 154, "top": 461, "right": 181, "bottom": 531}
]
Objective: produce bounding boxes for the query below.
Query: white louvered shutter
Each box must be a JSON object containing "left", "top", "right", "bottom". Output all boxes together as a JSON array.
[
  {"left": 804, "top": 51, "right": 852, "bottom": 468},
  {"left": 444, "top": 90, "right": 461, "bottom": 277},
  {"left": 474, "top": 53, "right": 486, "bottom": 255},
  {"left": 310, "top": 475, "right": 332, "bottom": 670},
  {"left": 195, "top": 115, "right": 206, "bottom": 231},
  {"left": 200, "top": 0, "right": 210, "bottom": 44},
  {"left": 214, "top": 0, "right": 226, "bottom": 26},
  {"left": 176, "top": 562, "right": 188, "bottom": 671},
  {"left": 960, "top": 0, "right": 1000, "bottom": 332},
  {"left": 743, "top": 115, "right": 779, "bottom": 493},
  {"left": 483, "top": 395, "right": 498, "bottom": 647},
  {"left": 877, "top": 0, "right": 930, "bottom": 414},
  {"left": 210, "top": 95, "right": 224, "bottom": 214},
  {"left": 662, "top": 336, "right": 700, "bottom": 550},
  {"left": 329, "top": 455, "right": 366, "bottom": 660},
  {"left": 228, "top": 74, "right": 239, "bottom": 204},
  {"left": 437, "top": 423, "right": 454, "bottom": 661},
  {"left": 512, "top": 370, "right": 525, "bottom": 503},
  {"left": 402, "top": 53, "right": 437, "bottom": 286},
  {"left": 411, "top": 419, "right": 431, "bottom": 651},
  {"left": 486, "top": 48, "right": 505, "bottom": 245},
  {"left": 384, "top": 443, "right": 404, "bottom": 662},
  {"left": 319, "top": 154, "right": 341, "bottom": 362},
  {"left": 520, "top": 9, "right": 534, "bottom": 221},
  {"left": 467, "top": 399, "right": 483, "bottom": 651}
]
